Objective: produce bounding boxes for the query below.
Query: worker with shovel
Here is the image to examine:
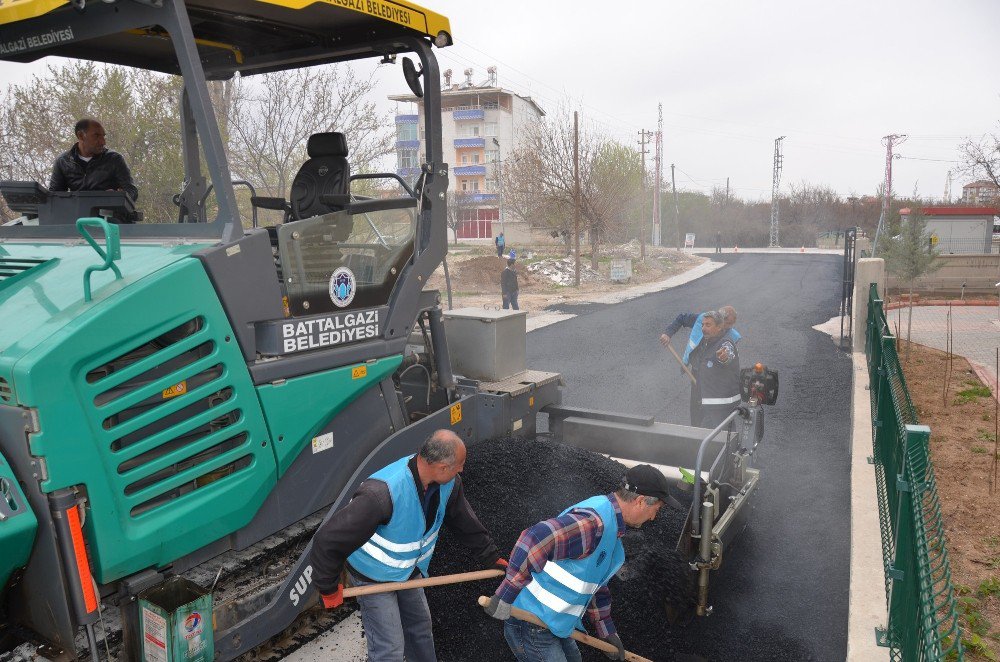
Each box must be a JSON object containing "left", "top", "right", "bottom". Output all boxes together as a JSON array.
[
  {"left": 310, "top": 430, "right": 507, "bottom": 662},
  {"left": 482, "top": 464, "right": 671, "bottom": 662},
  {"left": 660, "top": 305, "right": 740, "bottom": 425}
]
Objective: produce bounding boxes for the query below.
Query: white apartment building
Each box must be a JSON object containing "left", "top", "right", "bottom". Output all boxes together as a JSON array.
[{"left": 390, "top": 67, "right": 545, "bottom": 241}]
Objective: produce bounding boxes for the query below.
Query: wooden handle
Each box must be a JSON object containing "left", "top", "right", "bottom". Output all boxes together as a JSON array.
[
  {"left": 342, "top": 569, "right": 503, "bottom": 598},
  {"left": 666, "top": 343, "right": 698, "bottom": 385},
  {"left": 476, "top": 596, "right": 653, "bottom": 662}
]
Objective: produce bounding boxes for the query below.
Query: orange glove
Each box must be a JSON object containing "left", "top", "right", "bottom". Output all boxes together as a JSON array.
[
  {"left": 321, "top": 583, "right": 344, "bottom": 609},
  {"left": 495, "top": 558, "right": 509, "bottom": 570}
]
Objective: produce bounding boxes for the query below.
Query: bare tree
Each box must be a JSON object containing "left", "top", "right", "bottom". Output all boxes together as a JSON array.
[
  {"left": 958, "top": 132, "right": 1000, "bottom": 189},
  {"left": 446, "top": 190, "right": 478, "bottom": 245}
]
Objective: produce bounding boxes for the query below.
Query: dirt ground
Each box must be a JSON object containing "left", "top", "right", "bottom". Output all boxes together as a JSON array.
[
  {"left": 900, "top": 342, "right": 1000, "bottom": 659},
  {"left": 425, "top": 243, "right": 705, "bottom": 311}
]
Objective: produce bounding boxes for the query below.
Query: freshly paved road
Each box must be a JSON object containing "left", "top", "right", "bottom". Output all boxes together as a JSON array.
[{"left": 528, "top": 253, "right": 853, "bottom": 661}]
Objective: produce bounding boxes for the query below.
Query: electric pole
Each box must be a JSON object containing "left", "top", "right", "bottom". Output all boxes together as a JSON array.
[
  {"left": 573, "top": 111, "right": 581, "bottom": 287},
  {"left": 871, "top": 133, "right": 907, "bottom": 255},
  {"left": 725, "top": 177, "right": 730, "bottom": 207},
  {"left": 638, "top": 129, "right": 651, "bottom": 260},
  {"left": 653, "top": 104, "right": 663, "bottom": 246},
  {"left": 944, "top": 170, "right": 953, "bottom": 204},
  {"left": 670, "top": 164, "right": 680, "bottom": 248},
  {"left": 769, "top": 136, "right": 785, "bottom": 248}
]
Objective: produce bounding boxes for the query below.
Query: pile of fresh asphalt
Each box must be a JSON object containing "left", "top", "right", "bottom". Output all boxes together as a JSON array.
[{"left": 427, "top": 436, "right": 694, "bottom": 662}]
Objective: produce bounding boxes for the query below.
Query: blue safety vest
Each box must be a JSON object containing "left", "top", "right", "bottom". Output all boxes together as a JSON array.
[
  {"left": 512, "top": 496, "right": 625, "bottom": 638},
  {"left": 347, "top": 456, "right": 454, "bottom": 582},
  {"left": 682, "top": 313, "right": 742, "bottom": 365}
]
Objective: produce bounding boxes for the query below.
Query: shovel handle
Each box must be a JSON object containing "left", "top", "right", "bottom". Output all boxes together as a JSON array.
[
  {"left": 476, "top": 596, "right": 653, "bottom": 662},
  {"left": 666, "top": 343, "right": 697, "bottom": 385},
  {"left": 343, "top": 569, "right": 504, "bottom": 598}
]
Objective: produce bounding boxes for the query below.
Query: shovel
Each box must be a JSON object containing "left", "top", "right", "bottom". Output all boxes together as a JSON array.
[
  {"left": 342, "top": 568, "right": 504, "bottom": 598},
  {"left": 664, "top": 341, "right": 697, "bottom": 385},
  {"left": 476, "top": 596, "right": 654, "bottom": 662}
]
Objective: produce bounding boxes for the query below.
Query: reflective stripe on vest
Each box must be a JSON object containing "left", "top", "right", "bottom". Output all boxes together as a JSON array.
[
  {"left": 702, "top": 394, "right": 741, "bottom": 405},
  {"left": 347, "top": 456, "right": 453, "bottom": 582},
  {"left": 512, "top": 495, "right": 626, "bottom": 638}
]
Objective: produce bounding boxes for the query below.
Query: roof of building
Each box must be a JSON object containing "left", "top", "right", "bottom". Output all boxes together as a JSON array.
[
  {"left": 962, "top": 180, "right": 999, "bottom": 190},
  {"left": 901, "top": 206, "right": 1000, "bottom": 217},
  {"left": 389, "top": 85, "right": 546, "bottom": 117}
]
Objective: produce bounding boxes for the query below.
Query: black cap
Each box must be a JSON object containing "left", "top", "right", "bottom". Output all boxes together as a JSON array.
[{"left": 623, "top": 464, "right": 670, "bottom": 502}]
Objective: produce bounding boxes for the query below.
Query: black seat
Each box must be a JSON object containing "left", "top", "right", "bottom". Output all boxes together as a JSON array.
[{"left": 251, "top": 131, "right": 351, "bottom": 222}]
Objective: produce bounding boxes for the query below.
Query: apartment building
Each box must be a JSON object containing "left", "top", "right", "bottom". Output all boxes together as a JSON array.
[
  {"left": 962, "top": 179, "right": 999, "bottom": 206},
  {"left": 390, "top": 67, "right": 545, "bottom": 241}
]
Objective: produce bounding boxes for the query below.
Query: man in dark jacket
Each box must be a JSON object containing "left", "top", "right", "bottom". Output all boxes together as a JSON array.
[
  {"left": 310, "top": 430, "right": 505, "bottom": 662},
  {"left": 49, "top": 118, "right": 138, "bottom": 201},
  {"left": 687, "top": 310, "right": 741, "bottom": 428},
  {"left": 501, "top": 256, "right": 519, "bottom": 310}
]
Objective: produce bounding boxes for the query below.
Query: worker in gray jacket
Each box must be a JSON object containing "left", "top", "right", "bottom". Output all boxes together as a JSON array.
[{"left": 686, "top": 309, "right": 741, "bottom": 428}]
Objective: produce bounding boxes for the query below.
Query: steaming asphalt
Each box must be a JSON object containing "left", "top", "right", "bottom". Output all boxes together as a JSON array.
[{"left": 528, "top": 253, "right": 852, "bottom": 661}]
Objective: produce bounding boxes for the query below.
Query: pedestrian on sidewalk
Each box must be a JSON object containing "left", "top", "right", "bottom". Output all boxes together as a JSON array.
[
  {"left": 482, "top": 464, "right": 671, "bottom": 662},
  {"left": 496, "top": 232, "right": 506, "bottom": 258},
  {"left": 501, "top": 257, "right": 520, "bottom": 310},
  {"left": 310, "top": 430, "right": 507, "bottom": 662}
]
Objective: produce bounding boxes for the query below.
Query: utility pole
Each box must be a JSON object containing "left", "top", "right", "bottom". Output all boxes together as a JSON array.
[
  {"left": 769, "top": 136, "right": 785, "bottom": 248},
  {"left": 725, "top": 177, "right": 730, "bottom": 207},
  {"left": 637, "top": 129, "right": 651, "bottom": 260},
  {"left": 872, "top": 133, "right": 907, "bottom": 255},
  {"left": 492, "top": 137, "right": 504, "bottom": 234},
  {"left": 574, "top": 111, "right": 581, "bottom": 287},
  {"left": 653, "top": 104, "right": 663, "bottom": 247},
  {"left": 944, "top": 170, "right": 953, "bottom": 204},
  {"left": 670, "top": 164, "right": 680, "bottom": 248}
]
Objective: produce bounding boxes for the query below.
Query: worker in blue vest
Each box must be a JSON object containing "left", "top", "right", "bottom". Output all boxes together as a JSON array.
[
  {"left": 660, "top": 305, "right": 740, "bottom": 425},
  {"left": 483, "top": 464, "right": 671, "bottom": 662},
  {"left": 311, "top": 430, "right": 506, "bottom": 662}
]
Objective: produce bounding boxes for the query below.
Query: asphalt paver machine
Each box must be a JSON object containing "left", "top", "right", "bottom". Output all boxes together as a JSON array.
[{"left": 0, "top": 2, "right": 773, "bottom": 659}]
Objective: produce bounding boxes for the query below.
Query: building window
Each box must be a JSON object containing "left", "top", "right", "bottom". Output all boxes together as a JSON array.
[
  {"left": 485, "top": 149, "right": 499, "bottom": 163},
  {"left": 458, "top": 124, "right": 481, "bottom": 138},
  {"left": 472, "top": 180, "right": 480, "bottom": 191},
  {"left": 486, "top": 178, "right": 498, "bottom": 191},
  {"left": 398, "top": 150, "right": 419, "bottom": 169},
  {"left": 462, "top": 154, "right": 469, "bottom": 165},
  {"left": 461, "top": 179, "right": 469, "bottom": 191},
  {"left": 397, "top": 123, "right": 417, "bottom": 141},
  {"left": 472, "top": 153, "right": 480, "bottom": 164},
  {"left": 485, "top": 122, "right": 497, "bottom": 137}
]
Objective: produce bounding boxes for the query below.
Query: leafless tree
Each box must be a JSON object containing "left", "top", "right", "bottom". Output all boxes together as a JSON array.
[
  {"left": 958, "top": 132, "right": 1000, "bottom": 189},
  {"left": 446, "top": 190, "right": 478, "bottom": 245}
]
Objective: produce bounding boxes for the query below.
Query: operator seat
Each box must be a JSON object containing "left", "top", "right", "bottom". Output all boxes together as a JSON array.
[{"left": 251, "top": 131, "right": 351, "bottom": 222}]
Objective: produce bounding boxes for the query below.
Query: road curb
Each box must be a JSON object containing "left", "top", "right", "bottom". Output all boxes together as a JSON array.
[{"left": 847, "top": 351, "right": 889, "bottom": 661}]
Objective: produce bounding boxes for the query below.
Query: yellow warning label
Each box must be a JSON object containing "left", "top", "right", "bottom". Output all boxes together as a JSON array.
[
  {"left": 450, "top": 403, "right": 462, "bottom": 425},
  {"left": 529, "top": 396, "right": 534, "bottom": 409},
  {"left": 352, "top": 365, "right": 368, "bottom": 380},
  {"left": 162, "top": 381, "right": 187, "bottom": 399}
]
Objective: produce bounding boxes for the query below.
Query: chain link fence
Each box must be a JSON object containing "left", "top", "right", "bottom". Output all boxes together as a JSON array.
[{"left": 867, "top": 284, "right": 965, "bottom": 661}]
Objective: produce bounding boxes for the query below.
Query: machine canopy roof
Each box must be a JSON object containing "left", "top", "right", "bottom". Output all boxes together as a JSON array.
[{"left": 0, "top": 0, "right": 452, "bottom": 77}]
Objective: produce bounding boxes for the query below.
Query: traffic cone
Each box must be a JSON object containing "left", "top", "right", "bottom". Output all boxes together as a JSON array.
[
  {"left": 800, "top": 246, "right": 805, "bottom": 253},
  {"left": 733, "top": 245, "right": 739, "bottom": 253}
]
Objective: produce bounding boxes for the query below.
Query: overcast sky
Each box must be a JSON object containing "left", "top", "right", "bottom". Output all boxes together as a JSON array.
[{"left": 2, "top": 0, "right": 997, "bottom": 201}]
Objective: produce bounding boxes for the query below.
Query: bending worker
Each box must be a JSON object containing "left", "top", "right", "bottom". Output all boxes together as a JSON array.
[
  {"left": 659, "top": 305, "right": 740, "bottom": 425},
  {"left": 310, "top": 430, "right": 507, "bottom": 662},
  {"left": 483, "top": 464, "right": 671, "bottom": 662},
  {"left": 49, "top": 118, "right": 138, "bottom": 200}
]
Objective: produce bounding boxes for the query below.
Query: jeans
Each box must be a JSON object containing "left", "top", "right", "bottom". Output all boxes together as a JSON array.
[
  {"left": 503, "top": 291, "right": 519, "bottom": 310},
  {"left": 503, "top": 617, "right": 582, "bottom": 662},
  {"left": 351, "top": 572, "right": 437, "bottom": 662}
]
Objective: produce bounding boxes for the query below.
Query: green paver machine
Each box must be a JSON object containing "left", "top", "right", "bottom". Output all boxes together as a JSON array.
[{"left": 0, "top": 2, "right": 772, "bottom": 659}]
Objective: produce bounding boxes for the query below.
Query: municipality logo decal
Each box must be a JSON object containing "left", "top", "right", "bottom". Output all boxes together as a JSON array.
[{"left": 329, "top": 267, "right": 356, "bottom": 308}]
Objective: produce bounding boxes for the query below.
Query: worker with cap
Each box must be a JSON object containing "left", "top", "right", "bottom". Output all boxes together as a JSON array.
[
  {"left": 483, "top": 464, "right": 671, "bottom": 662},
  {"left": 659, "top": 305, "right": 740, "bottom": 425},
  {"left": 310, "top": 430, "right": 507, "bottom": 662}
]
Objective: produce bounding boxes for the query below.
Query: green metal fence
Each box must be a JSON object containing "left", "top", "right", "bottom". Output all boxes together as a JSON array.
[{"left": 866, "top": 283, "right": 964, "bottom": 661}]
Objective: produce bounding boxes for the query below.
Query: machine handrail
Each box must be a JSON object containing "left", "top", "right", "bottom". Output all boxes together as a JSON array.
[{"left": 691, "top": 409, "right": 741, "bottom": 532}]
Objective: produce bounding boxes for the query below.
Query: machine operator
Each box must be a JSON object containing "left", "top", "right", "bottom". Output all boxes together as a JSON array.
[
  {"left": 49, "top": 118, "right": 138, "bottom": 201},
  {"left": 660, "top": 305, "right": 741, "bottom": 426},
  {"left": 310, "top": 429, "right": 507, "bottom": 662},
  {"left": 482, "top": 464, "right": 672, "bottom": 662}
]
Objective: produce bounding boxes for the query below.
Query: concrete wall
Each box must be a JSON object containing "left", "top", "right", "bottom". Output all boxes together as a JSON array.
[
  {"left": 853, "top": 258, "right": 886, "bottom": 351},
  {"left": 887, "top": 253, "right": 1000, "bottom": 295}
]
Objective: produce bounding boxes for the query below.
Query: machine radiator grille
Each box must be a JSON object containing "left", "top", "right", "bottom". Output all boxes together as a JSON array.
[
  {"left": 0, "top": 377, "right": 11, "bottom": 403},
  {"left": 84, "top": 316, "right": 255, "bottom": 517},
  {"left": 0, "top": 256, "right": 50, "bottom": 293}
]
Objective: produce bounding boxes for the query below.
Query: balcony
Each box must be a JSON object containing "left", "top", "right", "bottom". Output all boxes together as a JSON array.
[
  {"left": 395, "top": 140, "right": 420, "bottom": 150},
  {"left": 453, "top": 165, "right": 486, "bottom": 176},
  {"left": 454, "top": 137, "right": 485, "bottom": 149},
  {"left": 395, "top": 114, "right": 419, "bottom": 124},
  {"left": 396, "top": 166, "right": 421, "bottom": 178},
  {"left": 453, "top": 109, "right": 485, "bottom": 121},
  {"left": 469, "top": 193, "right": 498, "bottom": 204}
]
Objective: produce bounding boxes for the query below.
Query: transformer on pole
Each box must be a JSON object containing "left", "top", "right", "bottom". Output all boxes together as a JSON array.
[{"left": 769, "top": 136, "right": 785, "bottom": 248}]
